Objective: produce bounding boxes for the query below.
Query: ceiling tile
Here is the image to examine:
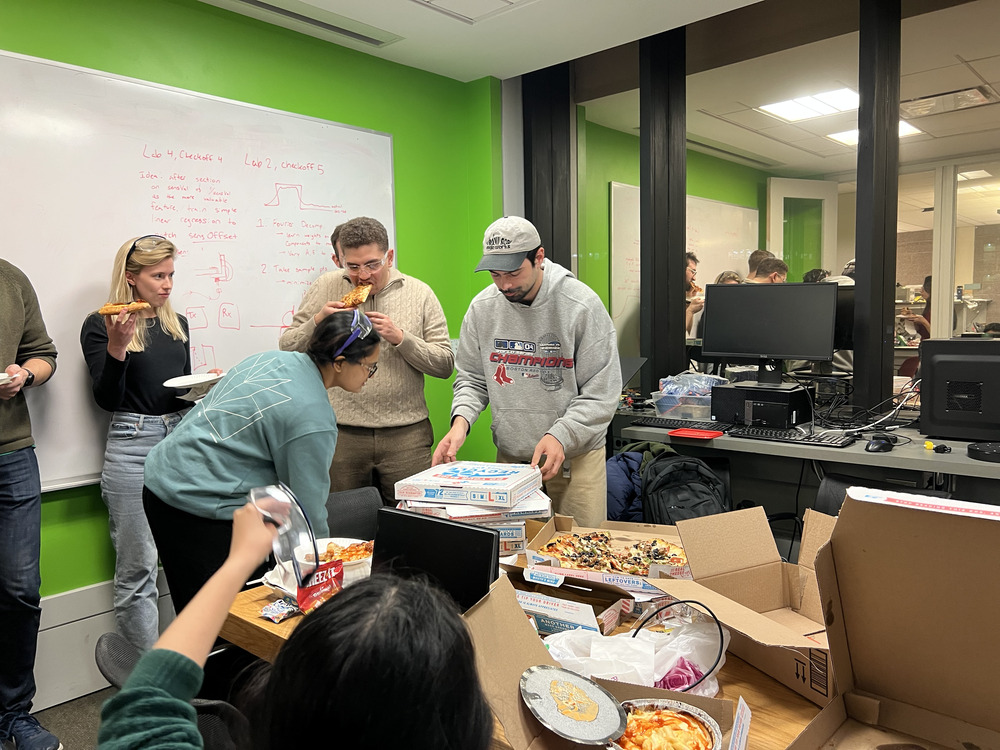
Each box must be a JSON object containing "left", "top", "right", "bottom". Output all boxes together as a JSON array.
[
  {"left": 428, "top": 0, "right": 512, "bottom": 22},
  {"left": 720, "top": 108, "right": 786, "bottom": 130},
  {"left": 900, "top": 63, "right": 982, "bottom": 101},
  {"left": 914, "top": 103, "right": 1000, "bottom": 136},
  {"left": 699, "top": 102, "right": 750, "bottom": 117},
  {"left": 755, "top": 123, "right": 818, "bottom": 143},
  {"left": 968, "top": 55, "right": 1000, "bottom": 85}
]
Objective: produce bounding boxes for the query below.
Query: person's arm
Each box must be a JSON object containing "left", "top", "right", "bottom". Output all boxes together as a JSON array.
[
  {"left": 448, "top": 310, "right": 490, "bottom": 430},
  {"left": 97, "top": 505, "right": 275, "bottom": 750},
  {"left": 278, "top": 275, "right": 343, "bottom": 352},
  {"left": 1, "top": 272, "right": 57, "bottom": 401},
  {"left": 80, "top": 313, "right": 132, "bottom": 412}
]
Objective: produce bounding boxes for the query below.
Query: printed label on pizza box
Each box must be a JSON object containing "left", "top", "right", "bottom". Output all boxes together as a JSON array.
[
  {"left": 524, "top": 564, "right": 675, "bottom": 597},
  {"left": 500, "top": 538, "right": 526, "bottom": 555},
  {"left": 394, "top": 461, "right": 542, "bottom": 509},
  {"left": 513, "top": 589, "right": 601, "bottom": 636},
  {"left": 399, "top": 489, "right": 552, "bottom": 523},
  {"left": 480, "top": 520, "right": 525, "bottom": 542}
]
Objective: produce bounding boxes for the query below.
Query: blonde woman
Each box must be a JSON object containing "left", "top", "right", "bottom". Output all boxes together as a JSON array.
[{"left": 80, "top": 235, "right": 192, "bottom": 650}]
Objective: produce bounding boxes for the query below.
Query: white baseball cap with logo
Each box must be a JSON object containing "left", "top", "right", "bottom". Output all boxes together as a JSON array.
[{"left": 476, "top": 216, "right": 543, "bottom": 273}]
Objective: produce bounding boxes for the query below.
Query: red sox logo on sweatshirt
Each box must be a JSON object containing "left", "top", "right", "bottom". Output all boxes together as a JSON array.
[{"left": 490, "top": 335, "right": 573, "bottom": 391}]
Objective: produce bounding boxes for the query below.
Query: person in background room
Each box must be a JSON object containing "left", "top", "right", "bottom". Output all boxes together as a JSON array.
[
  {"left": 432, "top": 216, "right": 622, "bottom": 528},
  {"left": 746, "top": 257, "right": 788, "bottom": 284},
  {"left": 714, "top": 270, "right": 743, "bottom": 285},
  {"left": 685, "top": 251, "right": 703, "bottom": 335},
  {"left": 900, "top": 275, "right": 934, "bottom": 340},
  {"left": 143, "top": 310, "right": 380, "bottom": 613},
  {"left": 279, "top": 217, "right": 453, "bottom": 506},
  {"left": 983, "top": 322, "right": 1000, "bottom": 336},
  {"left": 96, "top": 503, "right": 492, "bottom": 750},
  {"left": 0, "top": 259, "right": 61, "bottom": 750},
  {"left": 802, "top": 268, "right": 830, "bottom": 283},
  {"left": 745, "top": 249, "right": 774, "bottom": 281},
  {"left": 80, "top": 235, "right": 200, "bottom": 651}
]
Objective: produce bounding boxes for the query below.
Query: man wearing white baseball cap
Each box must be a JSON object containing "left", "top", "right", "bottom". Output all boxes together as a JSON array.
[{"left": 432, "top": 216, "right": 621, "bottom": 527}]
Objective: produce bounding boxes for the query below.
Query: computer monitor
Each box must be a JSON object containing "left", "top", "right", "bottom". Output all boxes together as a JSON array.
[
  {"left": 701, "top": 281, "right": 838, "bottom": 386},
  {"left": 805, "top": 285, "right": 855, "bottom": 375},
  {"left": 371, "top": 507, "right": 500, "bottom": 612},
  {"left": 919, "top": 338, "right": 1000, "bottom": 441}
]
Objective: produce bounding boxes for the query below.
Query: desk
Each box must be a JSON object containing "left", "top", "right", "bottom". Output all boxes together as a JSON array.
[{"left": 223, "top": 587, "right": 819, "bottom": 749}]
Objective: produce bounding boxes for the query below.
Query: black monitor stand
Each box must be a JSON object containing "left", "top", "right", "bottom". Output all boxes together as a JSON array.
[{"left": 754, "top": 359, "right": 796, "bottom": 389}]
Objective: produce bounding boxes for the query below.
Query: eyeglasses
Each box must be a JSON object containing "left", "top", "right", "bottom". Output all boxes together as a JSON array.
[
  {"left": 344, "top": 256, "right": 386, "bottom": 274},
  {"left": 363, "top": 361, "right": 378, "bottom": 378},
  {"left": 332, "top": 309, "right": 374, "bottom": 360},
  {"left": 126, "top": 235, "right": 165, "bottom": 262}
]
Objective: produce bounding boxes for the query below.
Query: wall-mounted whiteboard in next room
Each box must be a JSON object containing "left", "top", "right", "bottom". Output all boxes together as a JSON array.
[
  {"left": 0, "top": 50, "right": 395, "bottom": 490},
  {"left": 610, "top": 182, "right": 759, "bottom": 357}
]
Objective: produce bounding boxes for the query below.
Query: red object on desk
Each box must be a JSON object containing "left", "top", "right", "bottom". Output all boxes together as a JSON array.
[{"left": 668, "top": 428, "right": 724, "bottom": 439}]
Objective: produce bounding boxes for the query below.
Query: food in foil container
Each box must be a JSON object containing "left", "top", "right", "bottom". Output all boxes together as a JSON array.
[{"left": 612, "top": 699, "right": 721, "bottom": 750}]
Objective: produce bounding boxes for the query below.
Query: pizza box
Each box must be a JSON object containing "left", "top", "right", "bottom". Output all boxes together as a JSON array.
[
  {"left": 485, "top": 520, "right": 526, "bottom": 555},
  {"left": 394, "top": 461, "right": 542, "bottom": 509},
  {"left": 464, "top": 575, "right": 742, "bottom": 750},
  {"left": 525, "top": 515, "right": 692, "bottom": 587},
  {"left": 397, "top": 488, "right": 552, "bottom": 523},
  {"left": 650, "top": 506, "right": 837, "bottom": 707},
  {"left": 788, "top": 488, "right": 1000, "bottom": 749}
]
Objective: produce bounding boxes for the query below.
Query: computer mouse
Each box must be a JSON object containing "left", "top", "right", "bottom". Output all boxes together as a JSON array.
[{"left": 865, "top": 436, "right": 895, "bottom": 452}]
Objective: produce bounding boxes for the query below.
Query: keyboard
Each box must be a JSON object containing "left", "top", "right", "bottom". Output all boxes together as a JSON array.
[
  {"left": 727, "top": 426, "right": 857, "bottom": 448},
  {"left": 631, "top": 416, "right": 735, "bottom": 432}
]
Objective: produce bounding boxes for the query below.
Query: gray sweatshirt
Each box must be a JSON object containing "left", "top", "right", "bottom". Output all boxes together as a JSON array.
[{"left": 451, "top": 260, "right": 622, "bottom": 460}]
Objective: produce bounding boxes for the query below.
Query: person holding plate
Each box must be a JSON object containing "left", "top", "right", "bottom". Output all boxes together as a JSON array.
[
  {"left": 141, "top": 310, "right": 380, "bottom": 613},
  {"left": 80, "top": 235, "right": 197, "bottom": 651}
]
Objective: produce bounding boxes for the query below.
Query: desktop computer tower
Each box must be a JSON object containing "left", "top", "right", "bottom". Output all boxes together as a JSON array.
[
  {"left": 919, "top": 338, "right": 1000, "bottom": 441},
  {"left": 711, "top": 382, "right": 812, "bottom": 428}
]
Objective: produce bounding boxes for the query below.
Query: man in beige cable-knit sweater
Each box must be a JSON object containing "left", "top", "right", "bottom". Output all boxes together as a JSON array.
[{"left": 279, "top": 217, "right": 454, "bottom": 505}]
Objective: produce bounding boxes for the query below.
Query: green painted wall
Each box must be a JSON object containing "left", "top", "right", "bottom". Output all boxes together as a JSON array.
[
  {"left": 578, "top": 120, "right": 772, "bottom": 301},
  {"left": 1, "top": 0, "right": 502, "bottom": 595},
  {"left": 782, "top": 198, "right": 824, "bottom": 281}
]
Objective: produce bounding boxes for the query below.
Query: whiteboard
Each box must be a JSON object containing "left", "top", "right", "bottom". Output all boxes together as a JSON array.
[
  {"left": 609, "top": 183, "right": 758, "bottom": 357},
  {"left": 0, "top": 51, "right": 395, "bottom": 490}
]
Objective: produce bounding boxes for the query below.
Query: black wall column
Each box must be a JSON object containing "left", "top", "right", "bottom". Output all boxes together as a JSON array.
[
  {"left": 521, "top": 63, "right": 573, "bottom": 268},
  {"left": 639, "top": 29, "right": 687, "bottom": 396},
  {"left": 853, "top": 0, "right": 901, "bottom": 411}
]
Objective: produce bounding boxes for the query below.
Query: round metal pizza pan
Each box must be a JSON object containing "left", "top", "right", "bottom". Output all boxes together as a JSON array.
[
  {"left": 519, "top": 664, "right": 626, "bottom": 745},
  {"left": 609, "top": 698, "right": 722, "bottom": 750}
]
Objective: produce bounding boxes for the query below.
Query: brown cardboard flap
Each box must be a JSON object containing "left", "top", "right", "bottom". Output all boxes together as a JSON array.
[
  {"left": 676, "top": 507, "right": 779, "bottom": 579},
  {"left": 831, "top": 492, "right": 1000, "bottom": 733},
  {"left": 797, "top": 508, "right": 836, "bottom": 572},
  {"left": 692, "top": 563, "right": 789, "bottom": 613},
  {"left": 651, "top": 578, "right": 820, "bottom": 649},
  {"left": 464, "top": 576, "right": 562, "bottom": 750},
  {"left": 761, "top": 606, "right": 824, "bottom": 637}
]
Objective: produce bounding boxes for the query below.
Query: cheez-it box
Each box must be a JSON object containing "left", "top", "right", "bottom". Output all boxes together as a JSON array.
[{"left": 394, "top": 461, "right": 542, "bottom": 509}]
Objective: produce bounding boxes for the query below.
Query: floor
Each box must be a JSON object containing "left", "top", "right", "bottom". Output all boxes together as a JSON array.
[{"left": 3, "top": 689, "right": 114, "bottom": 750}]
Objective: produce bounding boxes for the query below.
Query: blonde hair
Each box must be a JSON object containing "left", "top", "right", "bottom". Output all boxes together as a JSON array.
[{"left": 104, "top": 236, "right": 188, "bottom": 353}]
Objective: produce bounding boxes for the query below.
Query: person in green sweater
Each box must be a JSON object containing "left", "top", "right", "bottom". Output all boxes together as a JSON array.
[
  {"left": 142, "top": 309, "right": 380, "bottom": 613},
  {"left": 97, "top": 502, "right": 493, "bottom": 750}
]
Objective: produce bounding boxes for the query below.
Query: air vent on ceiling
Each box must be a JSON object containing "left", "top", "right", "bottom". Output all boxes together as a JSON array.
[
  {"left": 204, "top": 0, "right": 401, "bottom": 47},
  {"left": 409, "top": 0, "right": 537, "bottom": 25},
  {"left": 686, "top": 137, "right": 780, "bottom": 170},
  {"left": 900, "top": 86, "right": 1000, "bottom": 119}
]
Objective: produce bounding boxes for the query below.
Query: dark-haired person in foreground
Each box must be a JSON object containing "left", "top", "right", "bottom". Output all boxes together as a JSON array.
[
  {"left": 97, "top": 504, "right": 492, "bottom": 750},
  {"left": 142, "top": 310, "right": 381, "bottom": 613}
]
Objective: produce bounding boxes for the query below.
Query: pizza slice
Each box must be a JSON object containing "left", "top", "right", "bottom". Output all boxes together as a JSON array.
[
  {"left": 340, "top": 282, "right": 373, "bottom": 307},
  {"left": 99, "top": 299, "right": 152, "bottom": 316}
]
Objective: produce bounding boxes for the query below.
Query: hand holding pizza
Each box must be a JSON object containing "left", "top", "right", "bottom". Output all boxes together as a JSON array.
[
  {"left": 365, "top": 310, "right": 403, "bottom": 346},
  {"left": 432, "top": 417, "right": 469, "bottom": 466},
  {"left": 104, "top": 309, "right": 139, "bottom": 361},
  {"left": 531, "top": 433, "right": 565, "bottom": 481}
]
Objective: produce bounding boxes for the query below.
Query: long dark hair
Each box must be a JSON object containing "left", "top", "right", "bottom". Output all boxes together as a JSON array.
[
  {"left": 240, "top": 575, "right": 493, "bottom": 750},
  {"left": 305, "top": 309, "right": 380, "bottom": 367}
]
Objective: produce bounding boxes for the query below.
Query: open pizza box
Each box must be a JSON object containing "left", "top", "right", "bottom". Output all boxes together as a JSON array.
[
  {"left": 787, "top": 488, "right": 1000, "bottom": 749},
  {"left": 651, "top": 506, "right": 838, "bottom": 707},
  {"left": 464, "top": 575, "right": 740, "bottom": 750},
  {"left": 525, "top": 515, "right": 692, "bottom": 594}
]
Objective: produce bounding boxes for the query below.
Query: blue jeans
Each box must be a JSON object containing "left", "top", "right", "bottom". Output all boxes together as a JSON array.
[
  {"left": 0, "top": 447, "right": 42, "bottom": 720},
  {"left": 100, "top": 410, "right": 186, "bottom": 650}
]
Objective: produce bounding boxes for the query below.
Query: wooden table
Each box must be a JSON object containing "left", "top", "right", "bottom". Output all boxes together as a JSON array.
[{"left": 223, "top": 587, "right": 819, "bottom": 749}]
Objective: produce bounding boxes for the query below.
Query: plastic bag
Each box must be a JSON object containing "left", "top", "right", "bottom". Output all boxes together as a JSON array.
[
  {"left": 657, "top": 371, "right": 727, "bottom": 397},
  {"left": 543, "top": 619, "right": 730, "bottom": 698}
]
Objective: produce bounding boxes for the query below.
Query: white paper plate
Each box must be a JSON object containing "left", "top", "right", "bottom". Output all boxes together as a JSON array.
[
  {"left": 163, "top": 372, "right": 225, "bottom": 389},
  {"left": 264, "top": 556, "right": 372, "bottom": 595},
  {"left": 295, "top": 537, "right": 372, "bottom": 568},
  {"left": 0, "top": 373, "right": 12, "bottom": 386}
]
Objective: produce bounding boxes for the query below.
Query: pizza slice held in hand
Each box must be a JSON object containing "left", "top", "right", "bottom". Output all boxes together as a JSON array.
[{"left": 340, "top": 282, "right": 373, "bottom": 307}]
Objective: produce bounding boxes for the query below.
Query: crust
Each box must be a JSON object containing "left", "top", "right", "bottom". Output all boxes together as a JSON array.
[
  {"left": 339, "top": 283, "right": 373, "bottom": 307},
  {"left": 99, "top": 299, "right": 151, "bottom": 315}
]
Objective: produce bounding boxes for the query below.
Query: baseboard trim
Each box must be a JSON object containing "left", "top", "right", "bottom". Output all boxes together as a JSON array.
[{"left": 34, "top": 573, "right": 173, "bottom": 711}]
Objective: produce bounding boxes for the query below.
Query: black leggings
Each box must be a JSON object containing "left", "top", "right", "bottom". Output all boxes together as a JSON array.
[{"left": 143, "top": 486, "right": 268, "bottom": 614}]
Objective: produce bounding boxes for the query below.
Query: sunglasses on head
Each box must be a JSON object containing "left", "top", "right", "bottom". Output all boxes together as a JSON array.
[
  {"left": 125, "top": 235, "right": 166, "bottom": 262},
  {"left": 331, "top": 309, "right": 374, "bottom": 360}
]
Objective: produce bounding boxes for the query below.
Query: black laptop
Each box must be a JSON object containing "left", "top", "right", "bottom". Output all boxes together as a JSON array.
[{"left": 371, "top": 507, "right": 500, "bottom": 612}]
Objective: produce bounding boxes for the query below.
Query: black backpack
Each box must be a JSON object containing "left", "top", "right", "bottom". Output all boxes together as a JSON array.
[{"left": 640, "top": 454, "right": 730, "bottom": 525}]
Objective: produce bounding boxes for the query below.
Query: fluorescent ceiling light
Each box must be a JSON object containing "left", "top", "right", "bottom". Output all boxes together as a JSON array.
[
  {"left": 826, "top": 121, "right": 923, "bottom": 147},
  {"left": 899, "top": 86, "right": 999, "bottom": 119},
  {"left": 957, "top": 170, "right": 992, "bottom": 181},
  {"left": 758, "top": 87, "right": 859, "bottom": 122}
]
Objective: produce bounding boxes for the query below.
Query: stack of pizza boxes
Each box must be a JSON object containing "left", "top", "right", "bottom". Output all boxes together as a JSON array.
[{"left": 394, "top": 461, "right": 551, "bottom": 555}]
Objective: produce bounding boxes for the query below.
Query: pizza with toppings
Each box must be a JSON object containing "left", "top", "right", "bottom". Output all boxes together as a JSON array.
[
  {"left": 538, "top": 533, "right": 686, "bottom": 577},
  {"left": 340, "top": 282, "right": 373, "bottom": 307},
  {"left": 617, "top": 707, "right": 714, "bottom": 750}
]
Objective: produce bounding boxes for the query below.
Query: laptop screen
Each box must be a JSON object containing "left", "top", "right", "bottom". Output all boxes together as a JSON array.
[{"left": 371, "top": 507, "right": 500, "bottom": 612}]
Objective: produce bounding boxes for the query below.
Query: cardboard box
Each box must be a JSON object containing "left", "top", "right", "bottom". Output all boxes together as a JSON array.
[
  {"left": 464, "top": 574, "right": 738, "bottom": 750},
  {"left": 394, "top": 461, "right": 541, "bottom": 508},
  {"left": 652, "top": 506, "right": 837, "bottom": 707},
  {"left": 526, "top": 515, "right": 692, "bottom": 583},
  {"left": 398, "top": 488, "right": 552, "bottom": 523},
  {"left": 788, "top": 488, "right": 1000, "bottom": 749}
]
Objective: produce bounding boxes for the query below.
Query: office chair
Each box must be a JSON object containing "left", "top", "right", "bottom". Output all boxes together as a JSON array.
[
  {"left": 325, "top": 486, "right": 383, "bottom": 539},
  {"left": 94, "top": 632, "right": 141, "bottom": 690}
]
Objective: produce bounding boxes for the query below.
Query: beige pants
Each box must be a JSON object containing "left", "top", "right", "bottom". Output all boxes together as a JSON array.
[
  {"left": 497, "top": 445, "right": 608, "bottom": 528},
  {"left": 330, "top": 419, "right": 434, "bottom": 506}
]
